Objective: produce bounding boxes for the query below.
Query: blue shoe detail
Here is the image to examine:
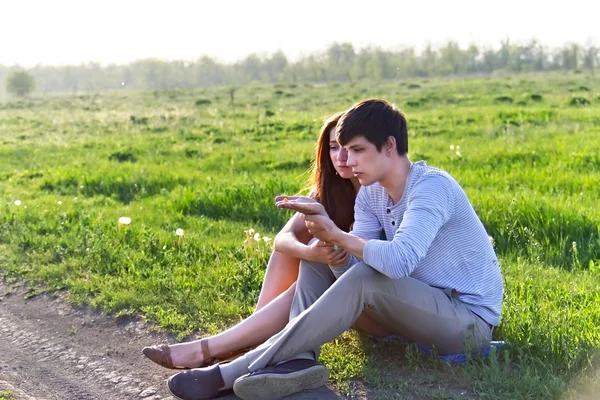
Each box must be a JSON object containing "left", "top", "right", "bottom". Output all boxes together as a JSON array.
[{"left": 417, "top": 341, "right": 506, "bottom": 364}]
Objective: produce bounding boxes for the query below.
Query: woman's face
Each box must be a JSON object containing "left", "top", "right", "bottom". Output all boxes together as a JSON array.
[{"left": 328, "top": 127, "right": 353, "bottom": 179}]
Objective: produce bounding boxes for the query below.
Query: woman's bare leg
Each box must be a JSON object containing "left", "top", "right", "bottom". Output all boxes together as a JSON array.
[
  {"left": 165, "top": 283, "right": 296, "bottom": 367},
  {"left": 255, "top": 251, "right": 300, "bottom": 311},
  {"left": 163, "top": 251, "right": 300, "bottom": 368},
  {"left": 150, "top": 251, "right": 391, "bottom": 368}
]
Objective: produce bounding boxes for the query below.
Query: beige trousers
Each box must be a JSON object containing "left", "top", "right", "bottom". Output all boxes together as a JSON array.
[{"left": 244, "top": 260, "right": 493, "bottom": 372}]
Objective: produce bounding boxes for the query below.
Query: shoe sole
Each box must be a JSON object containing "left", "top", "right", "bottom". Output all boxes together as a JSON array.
[{"left": 233, "top": 364, "right": 329, "bottom": 400}]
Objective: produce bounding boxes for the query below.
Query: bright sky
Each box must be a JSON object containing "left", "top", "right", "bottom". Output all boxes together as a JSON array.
[{"left": 2, "top": 0, "right": 598, "bottom": 66}]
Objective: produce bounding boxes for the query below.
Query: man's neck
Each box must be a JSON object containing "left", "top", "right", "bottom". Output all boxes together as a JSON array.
[{"left": 379, "top": 155, "right": 412, "bottom": 204}]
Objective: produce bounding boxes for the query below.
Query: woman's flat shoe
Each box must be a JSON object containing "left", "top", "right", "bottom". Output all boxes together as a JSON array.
[{"left": 142, "top": 338, "right": 216, "bottom": 370}]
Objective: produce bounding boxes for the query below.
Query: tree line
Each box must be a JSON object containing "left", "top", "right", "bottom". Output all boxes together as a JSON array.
[{"left": 1, "top": 39, "right": 598, "bottom": 96}]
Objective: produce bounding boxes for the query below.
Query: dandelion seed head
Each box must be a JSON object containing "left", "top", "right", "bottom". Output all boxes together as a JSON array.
[
  {"left": 14, "top": 200, "right": 22, "bottom": 206},
  {"left": 118, "top": 216, "right": 131, "bottom": 225},
  {"left": 57, "top": 201, "right": 62, "bottom": 205},
  {"left": 248, "top": 228, "right": 255, "bottom": 235},
  {"left": 263, "top": 236, "right": 271, "bottom": 243},
  {"left": 450, "top": 145, "right": 455, "bottom": 150},
  {"left": 456, "top": 151, "right": 462, "bottom": 157},
  {"left": 176, "top": 228, "right": 184, "bottom": 237},
  {"left": 253, "top": 233, "right": 261, "bottom": 241}
]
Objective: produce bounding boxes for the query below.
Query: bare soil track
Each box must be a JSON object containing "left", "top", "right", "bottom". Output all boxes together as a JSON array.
[{"left": 0, "top": 282, "right": 343, "bottom": 400}]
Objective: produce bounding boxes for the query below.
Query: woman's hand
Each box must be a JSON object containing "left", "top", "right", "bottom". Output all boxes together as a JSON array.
[{"left": 306, "top": 240, "right": 350, "bottom": 266}]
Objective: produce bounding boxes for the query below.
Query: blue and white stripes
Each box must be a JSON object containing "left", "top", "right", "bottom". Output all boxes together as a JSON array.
[{"left": 338, "top": 161, "right": 504, "bottom": 326}]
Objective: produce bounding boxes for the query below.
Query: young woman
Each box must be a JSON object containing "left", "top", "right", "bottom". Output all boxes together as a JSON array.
[{"left": 143, "top": 112, "right": 390, "bottom": 370}]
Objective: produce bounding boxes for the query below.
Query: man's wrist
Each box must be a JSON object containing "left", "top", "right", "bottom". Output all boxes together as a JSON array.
[
  {"left": 330, "top": 230, "right": 347, "bottom": 247},
  {"left": 331, "top": 231, "right": 366, "bottom": 260}
]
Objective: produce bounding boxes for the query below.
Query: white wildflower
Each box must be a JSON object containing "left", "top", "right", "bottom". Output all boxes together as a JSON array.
[
  {"left": 57, "top": 201, "right": 62, "bottom": 205},
  {"left": 14, "top": 200, "right": 22, "bottom": 206},
  {"left": 456, "top": 151, "right": 462, "bottom": 157},
  {"left": 176, "top": 228, "right": 184, "bottom": 237},
  {"left": 449, "top": 144, "right": 455, "bottom": 150},
  {"left": 118, "top": 216, "right": 131, "bottom": 225}
]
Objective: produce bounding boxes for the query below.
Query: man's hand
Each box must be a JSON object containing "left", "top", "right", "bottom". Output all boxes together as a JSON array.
[
  {"left": 275, "top": 196, "right": 327, "bottom": 216},
  {"left": 275, "top": 194, "right": 343, "bottom": 246},
  {"left": 303, "top": 214, "right": 340, "bottom": 243}
]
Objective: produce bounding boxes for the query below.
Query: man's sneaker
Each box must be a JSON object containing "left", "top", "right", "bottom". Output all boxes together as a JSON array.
[{"left": 233, "top": 359, "right": 329, "bottom": 400}]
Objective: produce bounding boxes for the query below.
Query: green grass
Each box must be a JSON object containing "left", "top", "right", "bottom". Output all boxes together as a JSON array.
[
  {"left": 1, "top": 72, "right": 599, "bottom": 399},
  {"left": 0, "top": 390, "right": 14, "bottom": 400}
]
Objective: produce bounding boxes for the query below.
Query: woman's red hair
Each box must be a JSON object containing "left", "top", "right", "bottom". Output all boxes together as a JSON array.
[{"left": 309, "top": 112, "right": 356, "bottom": 232}]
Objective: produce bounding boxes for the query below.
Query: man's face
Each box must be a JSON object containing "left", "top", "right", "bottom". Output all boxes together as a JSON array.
[{"left": 343, "top": 136, "right": 387, "bottom": 186}]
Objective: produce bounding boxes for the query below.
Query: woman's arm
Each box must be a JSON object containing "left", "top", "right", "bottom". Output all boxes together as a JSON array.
[
  {"left": 254, "top": 213, "right": 311, "bottom": 310},
  {"left": 257, "top": 210, "right": 348, "bottom": 310},
  {"left": 273, "top": 212, "right": 313, "bottom": 260}
]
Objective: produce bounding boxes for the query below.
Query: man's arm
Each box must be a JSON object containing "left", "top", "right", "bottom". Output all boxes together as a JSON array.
[
  {"left": 360, "top": 174, "right": 455, "bottom": 279},
  {"left": 321, "top": 187, "right": 383, "bottom": 277}
]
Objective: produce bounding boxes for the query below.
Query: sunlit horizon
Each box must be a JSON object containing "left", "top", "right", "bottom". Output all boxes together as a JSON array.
[{"left": 2, "top": 0, "right": 598, "bottom": 67}]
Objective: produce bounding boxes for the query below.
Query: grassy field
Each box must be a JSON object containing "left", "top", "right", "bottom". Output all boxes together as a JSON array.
[
  {"left": 0, "top": 391, "right": 14, "bottom": 400},
  {"left": 1, "top": 73, "right": 599, "bottom": 399}
]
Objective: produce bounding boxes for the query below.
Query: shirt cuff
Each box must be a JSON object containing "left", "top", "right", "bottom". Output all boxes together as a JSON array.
[
  {"left": 329, "top": 264, "right": 351, "bottom": 279},
  {"left": 329, "top": 254, "right": 360, "bottom": 279},
  {"left": 362, "top": 239, "right": 377, "bottom": 266}
]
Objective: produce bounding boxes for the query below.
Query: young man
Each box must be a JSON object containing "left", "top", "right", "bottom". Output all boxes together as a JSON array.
[{"left": 166, "top": 99, "right": 504, "bottom": 400}]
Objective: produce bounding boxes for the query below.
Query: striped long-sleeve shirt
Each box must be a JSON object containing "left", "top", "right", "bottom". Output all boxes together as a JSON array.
[{"left": 333, "top": 161, "right": 504, "bottom": 326}]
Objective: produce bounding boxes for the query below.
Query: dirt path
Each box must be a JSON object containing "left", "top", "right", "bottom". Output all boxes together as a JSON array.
[{"left": 0, "top": 282, "right": 343, "bottom": 400}]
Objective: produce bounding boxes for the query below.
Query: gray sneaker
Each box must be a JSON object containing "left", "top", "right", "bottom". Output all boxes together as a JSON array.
[{"left": 233, "top": 359, "right": 329, "bottom": 400}]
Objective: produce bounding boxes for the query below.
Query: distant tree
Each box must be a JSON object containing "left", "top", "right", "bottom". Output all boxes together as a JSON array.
[
  {"left": 5, "top": 70, "right": 36, "bottom": 97},
  {"left": 2, "top": 38, "right": 599, "bottom": 93}
]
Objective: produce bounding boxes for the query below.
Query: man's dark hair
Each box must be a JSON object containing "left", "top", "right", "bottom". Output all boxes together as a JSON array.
[{"left": 336, "top": 99, "right": 408, "bottom": 155}]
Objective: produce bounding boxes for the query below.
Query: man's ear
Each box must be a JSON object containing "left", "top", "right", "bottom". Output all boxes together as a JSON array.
[{"left": 385, "top": 136, "right": 396, "bottom": 155}]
